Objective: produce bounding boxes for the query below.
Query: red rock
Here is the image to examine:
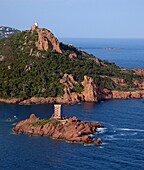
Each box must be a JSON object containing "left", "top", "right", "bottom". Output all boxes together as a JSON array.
[
  {"left": 133, "top": 68, "right": 144, "bottom": 77},
  {"left": 94, "top": 138, "right": 102, "bottom": 145},
  {"left": 34, "top": 27, "right": 63, "bottom": 53},
  {"left": 0, "top": 98, "right": 24, "bottom": 104},
  {"left": 13, "top": 114, "right": 104, "bottom": 145},
  {"left": 133, "top": 80, "right": 144, "bottom": 89},
  {"left": 112, "top": 90, "right": 144, "bottom": 99},
  {"left": 81, "top": 76, "right": 98, "bottom": 102},
  {"left": 111, "top": 78, "right": 126, "bottom": 86},
  {"left": 112, "top": 91, "right": 131, "bottom": 99},
  {"left": 69, "top": 53, "right": 78, "bottom": 59}
]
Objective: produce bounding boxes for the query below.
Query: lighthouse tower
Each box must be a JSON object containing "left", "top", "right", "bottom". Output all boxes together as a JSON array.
[{"left": 34, "top": 22, "right": 38, "bottom": 27}]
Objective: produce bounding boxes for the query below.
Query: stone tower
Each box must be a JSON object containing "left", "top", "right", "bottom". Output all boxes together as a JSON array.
[{"left": 52, "top": 104, "right": 61, "bottom": 119}]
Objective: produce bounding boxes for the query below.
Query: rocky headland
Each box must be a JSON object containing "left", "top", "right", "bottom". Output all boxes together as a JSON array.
[
  {"left": 0, "top": 24, "right": 144, "bottom": 104},
  {"left": 13, "top": 114, "right": 103, "bottom": 145}
]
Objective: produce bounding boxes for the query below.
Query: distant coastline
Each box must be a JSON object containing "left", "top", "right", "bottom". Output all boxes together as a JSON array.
[{"left": 78, "top": 47, "right": 121, "bottom": 50}]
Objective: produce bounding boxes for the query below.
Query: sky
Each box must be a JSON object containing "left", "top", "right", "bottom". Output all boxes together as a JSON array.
[{"left": 1, "top": 0, "right": 144, "bottom": 38}]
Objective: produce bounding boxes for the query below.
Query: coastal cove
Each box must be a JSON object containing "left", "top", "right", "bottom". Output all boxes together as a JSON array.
[{"left": 0, "top": 99, "right": 144, "bottom": 170}]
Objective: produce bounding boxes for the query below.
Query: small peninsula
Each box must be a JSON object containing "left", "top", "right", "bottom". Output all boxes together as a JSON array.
[
  {"left": 0, "top": 23, "right": 144, "bottom": 104},
  {"left": 13, "top": 104, "right": 103, "bottom": 145}
]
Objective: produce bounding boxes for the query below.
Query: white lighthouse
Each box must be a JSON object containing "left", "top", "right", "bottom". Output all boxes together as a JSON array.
[
  {"left": 34, "top": 22, "right": 38, "bottom": 27},
  {"left": 31, "top": 22, "right": 38, "bottom": 31}
]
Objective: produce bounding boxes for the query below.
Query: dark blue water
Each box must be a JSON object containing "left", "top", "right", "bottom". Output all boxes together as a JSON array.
[
  {"left": 0, "top": 100, "right": 144, "bottom": 170},
  {"left": 0, "top": 39, "right": 144, "bottom": 170},
  {"left": 60, "top": 38, "right": 144, "bottom": 69}
]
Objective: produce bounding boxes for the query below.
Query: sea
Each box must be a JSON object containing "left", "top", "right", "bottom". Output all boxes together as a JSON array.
[{"left": 0, "top": 39, "right": 144, "bottom": 170}]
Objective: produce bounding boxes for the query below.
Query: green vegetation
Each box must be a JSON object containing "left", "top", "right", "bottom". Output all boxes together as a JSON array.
[
  {"left": 0, "top": 30, "right": 143, "bottom": 99},
  {"left": 31, "top": 118, "right": 61, "bottom": 127},
  {"left": 73, "top": 84, "right": 83, "bottom": 93}
]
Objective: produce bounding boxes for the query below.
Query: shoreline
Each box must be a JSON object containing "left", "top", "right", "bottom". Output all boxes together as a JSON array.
[{"left": 0, "top": 90, "right": 144, "bottom": 105}]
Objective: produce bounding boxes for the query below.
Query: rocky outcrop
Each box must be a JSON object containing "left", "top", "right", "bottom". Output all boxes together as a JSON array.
[
  {"left": 33, "top": 27, "right": 63, "bottom": 53},
  {"left": 60, "top": 74, "right": 78, "bottom": 88},
  {"left": 133, "top": 69, "right": 144, "bottom": 77},
  {"left": 60, "top": 75, "right": 102, "bottom": 103},
  {"left": 98, "top": 87, "right": 113, "bottom": 100},
  {"left": 69, "top": 53, "right": 78, "bottom": 59},
  {"left": 81, "top": 76, "right": 98, "bottom": 102},
  {"left": 111, "top": 78, "right": 126, "bottom": 86},
  {"left": 0, "top": 98, "right": 24, "bottom": 104},
  {"left": 133, "top": 80, "right": 144, "bottom": 89},
  {"left": 19, "top": 97, "right": 56, "bottom": 104},
  {"left": 112, "top": 90, "right": 144, "bottom": 99},
  {"left": 59, "top": 74, "right": 83, "bottom": 104},
  {"left": 13, "top": 114, "right": 103, "bottom": 145}
]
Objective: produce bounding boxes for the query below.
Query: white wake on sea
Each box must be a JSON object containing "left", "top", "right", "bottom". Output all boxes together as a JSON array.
[{"left": 116, "top": 128, "right": 144, "bottom": 132}]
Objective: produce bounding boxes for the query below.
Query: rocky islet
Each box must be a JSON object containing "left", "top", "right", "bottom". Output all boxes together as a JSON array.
[{"left": 13, "top": 114, "right": 103, "bottom": 145}]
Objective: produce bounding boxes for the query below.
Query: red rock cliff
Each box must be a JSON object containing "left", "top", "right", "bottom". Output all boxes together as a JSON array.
[
  {"left": 81, "top": 76, "right": 98, "bottom": 102},
  {"left": 31, "top": 25, "right": 63, "bottom": 53}
]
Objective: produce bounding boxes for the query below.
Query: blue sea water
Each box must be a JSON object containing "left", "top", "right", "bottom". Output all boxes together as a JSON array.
[
  {"left": 0, "top": 39, "right": 144, "bottom": 170},
  {"left": 60, "top": 38, "right": 144, "bottom": 69}
]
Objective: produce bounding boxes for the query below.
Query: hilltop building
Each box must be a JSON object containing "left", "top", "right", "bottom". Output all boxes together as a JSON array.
[{"left": 31, "top": 22, "right": 38, "bottom": 31}]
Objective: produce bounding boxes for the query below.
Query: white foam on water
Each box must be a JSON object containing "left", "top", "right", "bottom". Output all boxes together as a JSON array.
[
  {"left": 97, "top": 128, "right": 107, "bottom": 134},
  {"left": 101, "top": 122, "right": 115, "bottom": 127},
  {"left": 84, "top": 144, "right": 95, "bottom": 146},
  {"left": 105, "top": 135, "right": 115, "bottom": 139},
  {"left": 116, "top": 128, "right": 144, "bottom": 132},
  {"left": 119, "top": 132, "right": 138, "bottom": 136},
  {"left": 89, "top": 134, "right": 94, "bottom": 137},
  {"left": 104, "top": 133, "right": 144, "bottom": 142},
  {"left": 98, "top": 146, "right": 104, "bottom": 149},
  {"left": 105, "top": 137, "right": 144, "bottom": 142}
]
